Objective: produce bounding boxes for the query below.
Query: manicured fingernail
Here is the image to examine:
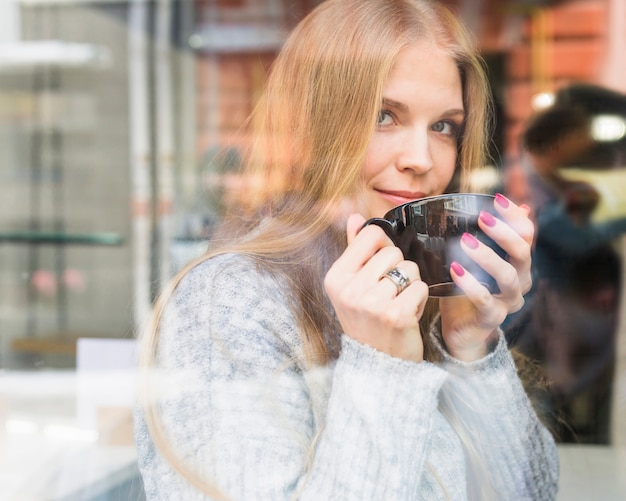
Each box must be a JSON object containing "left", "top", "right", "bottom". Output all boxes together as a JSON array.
[
  {"left": 461, "top": 232, "right": 479, "bottom": 249},
  {"left": 495, "top": 193, "right": 510, "bottom": 208},
  {"left": 450, "top": 261, "right": 465, "bottom": 276},
  {"left": 479, "top": 210, "right": 496, "bottom": 227}
]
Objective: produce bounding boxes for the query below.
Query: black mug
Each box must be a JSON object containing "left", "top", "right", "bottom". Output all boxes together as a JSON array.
[{"left": 363, "top": 193, "right": 507, "bottom": 297}]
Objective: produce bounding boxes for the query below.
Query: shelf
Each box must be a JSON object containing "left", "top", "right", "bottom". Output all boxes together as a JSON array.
[
  {"left": 11, "top": 335, "right": 78, "bottom": 355},
  {"left": 0, "top": 231, "right": 124, "bottom": 246},
  {"left": 188, "top": 24, "right": 285, "bottom": 53},
  {"left": 0, "top": 41, "right": 111, "bottom": 70}
]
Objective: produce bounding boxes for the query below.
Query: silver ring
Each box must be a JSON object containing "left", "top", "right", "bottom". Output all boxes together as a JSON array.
[{"left": 381, "top": 267, "right": 411, "bottom": 295}]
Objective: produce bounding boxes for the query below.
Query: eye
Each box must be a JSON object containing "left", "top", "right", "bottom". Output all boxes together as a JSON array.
[
  {"left": 432, "top": 120, "right": 460, "bottom": 138},
  {"left": 376, "top": 110, "right": 395, "bottom": 127}
]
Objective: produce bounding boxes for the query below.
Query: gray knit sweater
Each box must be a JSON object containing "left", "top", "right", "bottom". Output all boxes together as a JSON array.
[{"left": 134, "top": 253, "right": 559, "bottom": 500}]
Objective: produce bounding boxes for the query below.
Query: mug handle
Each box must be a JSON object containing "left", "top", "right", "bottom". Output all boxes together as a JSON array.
[{"left": 361, "top": 218, "right": 398, "bottom": 241}]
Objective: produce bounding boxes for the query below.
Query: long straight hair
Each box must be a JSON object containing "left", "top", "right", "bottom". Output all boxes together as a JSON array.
[{"left": 139, "top": 0, "right": 494, "bottom": 498}]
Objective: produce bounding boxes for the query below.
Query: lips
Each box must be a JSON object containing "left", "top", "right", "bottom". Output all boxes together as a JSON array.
[{"left": 376, "top": 189, "right": 428, "bottom": 207}]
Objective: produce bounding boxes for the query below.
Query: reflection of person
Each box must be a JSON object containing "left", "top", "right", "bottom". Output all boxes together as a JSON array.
[
  {"left": 506, "top": 83, "right": 626, "bottom": 444},
  {"left": 135, "top": 1, "right": 557, "bottom": 499}
]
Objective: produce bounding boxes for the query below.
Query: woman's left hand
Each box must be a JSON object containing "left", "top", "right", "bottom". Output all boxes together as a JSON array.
[{"left": 440, "top": 193, "right": 534, "bottom": 362}]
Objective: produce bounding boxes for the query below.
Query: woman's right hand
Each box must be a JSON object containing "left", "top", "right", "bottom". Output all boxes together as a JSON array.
[{"left": 324, "top": 213, "right": 429, "bottom": 363}]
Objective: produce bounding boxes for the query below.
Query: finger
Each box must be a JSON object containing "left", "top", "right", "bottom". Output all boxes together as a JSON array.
[
  {"left": 476, "top": 212, "right": 531, "bottom": 265},
  {"left": 474, "top": 209, "right": 533, "bottom": 294},
  {"left": 346, "top": 213, "right": 367, "bottom": 245},
  {"left": 373, "top": 280, "right": 428, "bottom": 324},
  {"left": 360, "top": 245, "right": 406, "bottom": 290},
  {"left": 395, "top": 280, "right": 429, "bottom": 319},
  {"left": 491, "top": 193, "right": 535, "bottom": 246},
  {"left": 377, "top": 260, "right": 421, "bottom": 297},
  {"left": 460, "top": 232, "right": 525, "bottom": 299},
  {"left": 519, "top": 203, "right": 532, "bottom": 216},
  {"left": 449, "top": 262, "right": 509, "bottom": 326},
  {"left": 384, "top": 279, "right": 430, "bottom": 323},
  {"left": 337, "top": 221, "right": 395, "bottom": 272}
]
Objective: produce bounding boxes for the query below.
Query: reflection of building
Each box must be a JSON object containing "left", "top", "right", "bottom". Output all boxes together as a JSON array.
[
  {"left": 191, "top": 0, "right": 322, "bottom": 155},
  {"left": 413, "top": 197, "right": 478, "bottom": 237}
]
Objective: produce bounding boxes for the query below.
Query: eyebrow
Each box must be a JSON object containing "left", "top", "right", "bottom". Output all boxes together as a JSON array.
[
  {"left": 382, "top": 97, "right": 466, "bottom": 119},
  {"left": 382, "top": 97, "right": 409, "bottom": 113},
  {"left": 441, "top": 109, "right": 466, "bottom": 120}
]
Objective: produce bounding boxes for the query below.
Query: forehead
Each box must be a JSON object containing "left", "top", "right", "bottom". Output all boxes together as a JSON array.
[{"left": 383, "top": 40, "right": 463, "bottom": 108}]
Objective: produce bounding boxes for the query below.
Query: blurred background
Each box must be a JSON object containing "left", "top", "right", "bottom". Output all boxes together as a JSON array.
[{"left": 0, "top": 0, "right": 625, "bottom": 499}]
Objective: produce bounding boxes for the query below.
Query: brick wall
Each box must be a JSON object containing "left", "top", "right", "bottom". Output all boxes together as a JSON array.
[
  {"left": 193, "top": 0, "right": 319, "bottom": 158},
  {"left": 501, "top": 0, "right": 609, "bottom": 156}
]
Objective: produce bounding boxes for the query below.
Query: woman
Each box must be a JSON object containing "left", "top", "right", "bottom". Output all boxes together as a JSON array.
[{"left": 135, "top": 1, "right": 558, "bottom": 499}]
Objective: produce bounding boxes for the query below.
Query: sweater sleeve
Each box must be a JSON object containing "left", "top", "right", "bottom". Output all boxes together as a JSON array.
[
  {"left": 134, "top": 253, "right": 448, "bottom": 501},
  {"left": 300, "top": 335, "right": 449, "bottom": 500},
  {"left": 428, "top": 321, "right": 560, "bottom": 501}
]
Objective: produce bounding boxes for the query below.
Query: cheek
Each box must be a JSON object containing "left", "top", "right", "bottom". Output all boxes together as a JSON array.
[
  {"left": 433, "top": 146, "right": 458, "bottom": 187},
  {"left": 361, "top": 142, "right": 389, "bottom": 184}
]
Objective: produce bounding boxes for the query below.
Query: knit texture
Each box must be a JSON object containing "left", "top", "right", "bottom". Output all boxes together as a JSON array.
[{"left": 134, "top": 253, "right": 558, "bottom": 500}]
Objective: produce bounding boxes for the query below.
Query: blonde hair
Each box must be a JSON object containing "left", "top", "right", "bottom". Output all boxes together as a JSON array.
[{"left": 140, "top": 0, "right": 494, "bottom": 498}]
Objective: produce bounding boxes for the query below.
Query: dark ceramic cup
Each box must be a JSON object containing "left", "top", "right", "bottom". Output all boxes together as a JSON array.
[{"left": 363, "top": 193, "right": 507, "bottom": 297}]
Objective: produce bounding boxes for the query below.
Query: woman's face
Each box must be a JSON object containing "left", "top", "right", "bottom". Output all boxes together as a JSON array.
[{"left": 360, "top": 40, "right": 464, "bottom": 218}]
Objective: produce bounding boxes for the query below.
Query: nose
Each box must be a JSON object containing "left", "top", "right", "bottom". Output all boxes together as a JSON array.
[{"left": 396, "top": 128, "right": 434, "bottom": 175}]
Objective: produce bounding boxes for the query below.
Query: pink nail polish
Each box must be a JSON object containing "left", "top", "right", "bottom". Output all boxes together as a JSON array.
[
  {"left": 461, "top": 232, "right": 479, "bottom": 249},
  {"left": 495, "top": 193, "right": 510, "bottom": 208},
  {"left": 450, "top": 261, "right": 465, "bottom": 277},
  {"left": 479, "top": 211, "right": 496, "bottom": 227}
]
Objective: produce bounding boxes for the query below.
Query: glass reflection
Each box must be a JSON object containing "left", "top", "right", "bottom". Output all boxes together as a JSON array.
[{"left": 507, "top": 83, "right": 626, "bottom": 444}]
